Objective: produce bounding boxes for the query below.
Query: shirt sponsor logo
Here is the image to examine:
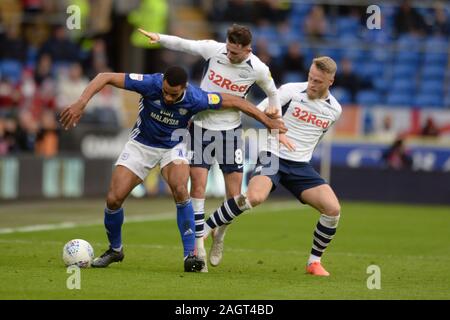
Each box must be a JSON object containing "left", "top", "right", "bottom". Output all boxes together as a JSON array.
[
  {"left": 292, "top": 106, "right": 330, "bottom": 129},
  {"left": 208, "top": 69, "right": 249, "bottom": 93}
]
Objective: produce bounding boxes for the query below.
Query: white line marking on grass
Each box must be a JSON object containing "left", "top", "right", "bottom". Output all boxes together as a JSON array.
[
  {"left": 0, "top": 238, "right": 448, "bottom": 262},
  {"left": 0, "top": 201, "right": 304, "bottom": 235},
  {"left": 0, "top": 212, "right": 174, "bottom": 235}
]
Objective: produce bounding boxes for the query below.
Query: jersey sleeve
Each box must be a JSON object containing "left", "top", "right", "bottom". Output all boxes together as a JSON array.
[
  {"left": 256, "top": 83, "right": 294, "bottom": 112},
  {"left": 159, "top": 34, "right": 222, "bottom": 60},
  {"left": 255, "top": 64, "right": 281, "bottom": 110},
  {"left": 191, "top": 89, "right": 223, "bottom": 114},
  {"left": 124, "top": 73, "right": 158, "bottom": 96}
]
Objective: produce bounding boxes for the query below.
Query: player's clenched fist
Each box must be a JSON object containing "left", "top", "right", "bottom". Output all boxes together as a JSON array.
[{"left": 265, "top": 106, "right": 281, "bottom": 119}]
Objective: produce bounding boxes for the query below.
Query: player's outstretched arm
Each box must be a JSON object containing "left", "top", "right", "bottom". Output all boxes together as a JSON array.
[
  {"left": 220, "top": 93, "right": 287, "bottom": 134},
  {"left": 138, "top": 28, "right": 160, "bottom": 43},
  {"left": 59, "top": 73, "right": 125, "bottom": 130},
  {"left": 138, "top": 28, "right": 218, "bottom": 59}
]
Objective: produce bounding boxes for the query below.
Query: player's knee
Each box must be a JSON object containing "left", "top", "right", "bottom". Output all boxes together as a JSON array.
[
  {"left": 171, "top": 184, "right": 189, "bottom": 201},
  {"left": 246, "top": 190, "right": 266, "bottom": 207},
  {"left": 106, "top": 191, "right": 124, "bottom": 210},
  {"left": 324, "top": 202, "right": 341, "bottom": 216},
  {"left": 190, "top": 183, "right": 206, "bottom": 198}
]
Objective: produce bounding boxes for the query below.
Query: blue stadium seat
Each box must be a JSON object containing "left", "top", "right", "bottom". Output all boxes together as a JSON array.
[
  {"left": 395, "top": 50, "right": 421, "bottom": 64},
  {"left": 445, "top": 94, "right": 450, "bottom": 108},
  {"left": 396, "top": 34, "right": 422, "bottom": 49},
  {"left": 391, "top": 79, "right": 415, "bottom": 94},
  {"left": 282, "top": 72, "right": 304, "bottom": 84},
  {"left": 421, "top": 65, "right": 446, "bottom": 80},
  {"left": 254, "top": 26, "right": 278, "bottom": 42},
  {"left": 0, "top": 59, "right": 23, "bottom": 84},
  {"left": 414, "top": 94, "right": 444, "bottom": 108},
  {"left": 342, "top": 49, "right": 366, "bottom": 64},
  {"left": 372, "top": 76, "right": 389, "bottom": 93},
  {"left": 425, "top": 36, "right": 449, "bottom": 51},
  {"left": 424, "top": 52, "right": 448, "bottom": 65},
  {"left": 418, "top": 80, "right": 444, "bottom": 95},
  {"left": 331, "top": 87, "right": 352, "bottom": 105},
  {"left": 386, "top": 93, "right": 412, "bottom": 106},
  {"left": 371, "top": 48, "right": 393, "bottom": 63},
  {"left": 358, "top": 61, "right": 384, "bottom": 79},
  {"left": 361, "top": 27, "right": 393, "bottom": 45},
  {"left": 338, "top": 33, "right": 361, "bottom": 44},
  {"left": 318, "top": 48, "right": 342, "bottom": 61},
  {"left": 391, "top": 64, "right": 416, "bottom": 78},
  {"left": 336, "top": 17, "right": 360, "bottom": 36},
  {"left": 291, "top": 3, "right": 312, "bottom": 15},
  {"left": 356, "top": 90, "right": 381, "bottom": 106}
]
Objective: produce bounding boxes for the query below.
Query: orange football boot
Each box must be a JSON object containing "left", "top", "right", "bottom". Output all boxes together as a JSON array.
[{"left": 306, "top": 261, "right": 330, "bottom": 276}]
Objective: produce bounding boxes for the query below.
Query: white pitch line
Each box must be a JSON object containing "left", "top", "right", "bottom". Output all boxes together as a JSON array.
[
  {"left": 0, "top": 201, "right": 305, "bottom": 235},
  {"left": 0, "top": 212, "right": 175, "bottom": 235},
  {"left": 0, "top": 238, "right": 448, "bottom": 262}
]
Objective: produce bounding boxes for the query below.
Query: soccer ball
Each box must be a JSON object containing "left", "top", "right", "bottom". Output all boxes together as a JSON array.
[{"left": 62, "top": 239, "right": 94, "bottom": 268}]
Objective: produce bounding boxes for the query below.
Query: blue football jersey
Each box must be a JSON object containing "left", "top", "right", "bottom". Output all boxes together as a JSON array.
[{"left": 124, "top": 73, "right": 223, "bottom": 148}]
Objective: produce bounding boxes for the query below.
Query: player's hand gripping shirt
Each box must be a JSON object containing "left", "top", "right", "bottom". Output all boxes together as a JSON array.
[
  {"left": 257, "top": 82, "right": 342, "bottom": 162},
  {"left": 159, "top": 35, "right": 280, "bottom": 131},
  {"left": 124, "top": 73, "right": 222, "bottom": 149}
]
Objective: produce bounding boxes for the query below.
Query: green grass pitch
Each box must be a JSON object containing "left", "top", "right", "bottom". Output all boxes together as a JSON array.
[{"left": 0, "top": 198, "right": 449, "bottom": 300}]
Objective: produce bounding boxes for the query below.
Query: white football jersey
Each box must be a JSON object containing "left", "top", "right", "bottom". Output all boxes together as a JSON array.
[
  {"left": 159, "top": 35, "right": 280, "bottom": 130},
  {"left": 257, "top": 82, "right": 342, "bottom": 162}
]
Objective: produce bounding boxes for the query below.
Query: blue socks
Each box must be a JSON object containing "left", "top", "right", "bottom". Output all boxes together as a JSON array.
[
  {"left": 176, "top": 199, "right": 195, "bottom": 258},
  {"left": 104, "top": 207, "right": 124, "bottom": 251},
  {"left": 104, "top": 201, "right": 196, "bottom": 258}
]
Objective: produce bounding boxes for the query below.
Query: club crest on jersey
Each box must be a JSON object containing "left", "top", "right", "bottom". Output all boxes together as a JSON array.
[
  {"left": 239, "top": 71, "right": 249, "bottom": 79},
  {"left": 129, "top": 73, "right": 143, "bottom": 81},
  {"left": 178, "top": 108, "right": 188, "bottom": 115},
  {"left": 207, "top": 93, "right": 221, "bottom": 105}
]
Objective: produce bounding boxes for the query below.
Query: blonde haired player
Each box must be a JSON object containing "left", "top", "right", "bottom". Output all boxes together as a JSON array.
[
  {"left": 139, "top": 25, "right": 282, "bottom": 272},
  {"left": 203, "top": 57, "right": 342, "bottom": 276}
]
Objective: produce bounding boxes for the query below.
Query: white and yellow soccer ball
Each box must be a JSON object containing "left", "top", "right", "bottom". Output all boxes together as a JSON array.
[{"left": 62, "top": 239, "right": 94, "bottom": 268}]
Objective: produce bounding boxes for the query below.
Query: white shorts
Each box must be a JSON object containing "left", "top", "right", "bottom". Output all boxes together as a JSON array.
[{"left": 115, "top": 139, "right": 188, "bottom": 180}]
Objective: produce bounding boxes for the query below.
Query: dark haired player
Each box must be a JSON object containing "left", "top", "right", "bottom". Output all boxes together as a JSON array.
[
  {"left": 139, "top": 25, "right": 282, "bottom": 271},
  {"left": 59, "top": 66, "right": 287, "bottom": 272}
]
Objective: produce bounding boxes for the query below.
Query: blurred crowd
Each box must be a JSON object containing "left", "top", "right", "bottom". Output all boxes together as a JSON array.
[
  {"left": 197, "top": 0, "right": 449, "bottom": 108},
  {"left": 1, "top": 0, "right": 449, "bottom": 158},
  {"left": 0, "top": 0, "right": 126, "bottom": 157}
]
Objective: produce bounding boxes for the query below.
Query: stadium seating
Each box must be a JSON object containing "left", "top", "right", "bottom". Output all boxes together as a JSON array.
[
  {"left": 356, "top": 90, "right": 381, "bottom": 106},
  {"left": 331, "top": 87, "right": 352, "bottom": 105},
  {"left": 414, "top": 94, "right": 444, "bottom": 108},
  {"left": 386, "top": 92, "right": 413, "bottom": 106}
]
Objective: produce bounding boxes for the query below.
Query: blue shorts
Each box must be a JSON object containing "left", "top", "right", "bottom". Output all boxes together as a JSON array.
[
  {"left": 188, "top": 123, "right": 244, "bottom": 174},
  {"left": 252, "top": 152, "right": 326, "bottom": 203}
]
